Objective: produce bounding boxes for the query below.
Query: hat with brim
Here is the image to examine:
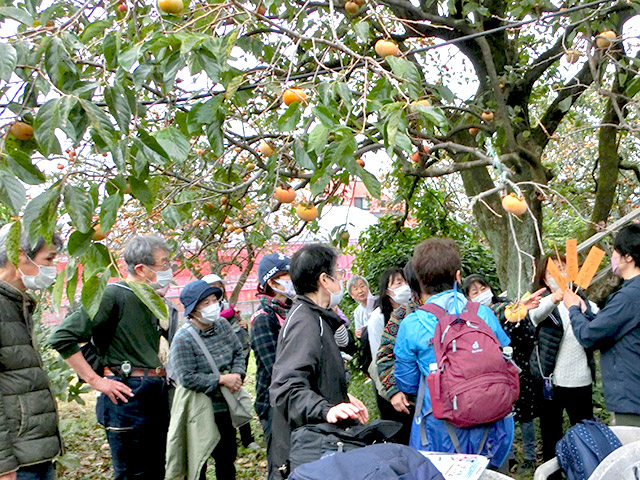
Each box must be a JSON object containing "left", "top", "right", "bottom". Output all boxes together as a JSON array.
[{"left": 180, "top": 280, "right": 223, "bottom": 317}]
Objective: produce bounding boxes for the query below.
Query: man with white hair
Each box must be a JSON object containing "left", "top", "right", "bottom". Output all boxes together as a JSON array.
[
  {"left": 0, "top": 224, "right": 63, "bottom": 480},
  {"left": 49, "top": 235, "right": 175, "bottom": 480}
]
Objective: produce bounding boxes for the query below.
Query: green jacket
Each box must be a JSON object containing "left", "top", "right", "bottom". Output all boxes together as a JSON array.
[
  {"left": 0, "top": 281, "right": 61, "bottom": 476},
  {"left": 165, "top": 386, "right": 220, "bottom": 480}
]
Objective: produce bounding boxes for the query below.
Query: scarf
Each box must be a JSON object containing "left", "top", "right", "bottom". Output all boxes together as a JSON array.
[{"left": 258, "top": 294, "right": 291, "bottom": 326}]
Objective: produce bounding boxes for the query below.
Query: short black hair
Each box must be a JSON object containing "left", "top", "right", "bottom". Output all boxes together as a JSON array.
[
  {"left": 378, "top": 267, "right": 405, "bottom": 323},
  {"left": 614, "top": 223, "right": 640, "bottom": 267},
  {"left": 403, "top": 259, "right": 421, "bottom": 299},
  {"left": 461, "top": 274, "right": 489, "bottom": 297},
  {"left": 290, "top": 243, "right": 338, "bottom": 295}
]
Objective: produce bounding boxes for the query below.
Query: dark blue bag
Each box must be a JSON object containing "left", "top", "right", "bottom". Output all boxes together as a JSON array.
[
  {"left": 288, "top": 443, "right": 445, "bottom": 480},
  {"left": 555, "top": 419, "right": 623, "bottom": 480}
]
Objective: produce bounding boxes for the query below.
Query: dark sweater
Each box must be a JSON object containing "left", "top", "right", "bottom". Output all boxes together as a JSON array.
[{"left": 49, "top": 282, "right": 163, "bottom": 369}]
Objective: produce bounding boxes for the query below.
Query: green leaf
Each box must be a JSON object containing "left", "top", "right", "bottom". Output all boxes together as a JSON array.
[
  {"left": 293, "top": 139, "right": 315, "bottom": 170},
  {"left": 80, "top": 20, "right": 111, "bottom": 44},
  {"left": 312, "top": 106, "right": 339, "bottom": 127},
  {"left": 325, "top": 136, "right": 356, "bottom": 167},
  {"left": 7, "top": 151, "right": 46, "bottom": 185},
  {"left": 278, "top": 103, "right": 301, "bottom": 132},
  {"left": 63, "top": 185, "right": 95, "bottom": 233},
  {"left": 0, "top": 7, "right": 33, "bottom": 26},
  {"left": 386, "top": 57, "right": 422, "bottom": 99},
  {"left": 154, "top": 127, "right": 190, "bottom": 163},
  {"left": 67, "top": 230, "right": 93, "bottom": 257},
  {"left": 22, "top": 187, "right": 61, "bottom": 246},
  {"left": 0, "top": 173, "right": 26, "bottom": 214},
  {"left": 99, "top": 192, "right": 123, "bottom": 232},
  {"left": 128, "top": 281, "right": 168, "bottom": 321},
  {"left": 118, "top": 45, "right": 141, "bottom": 71},
  {"left": 0, "top": 43, "right": 17, "bottom": 82},
  {"left": 557, "top": 96, "right": 573, "bottom": 113},
  {"left": 308, "top": 124, "right": 329, "bottom": 153},
  {"left": 5, "top": 220, "right": 21, "bottom": 267},
  {"left": 81, "top": 243, "right": 111, "bottom": 279},
  {"left": 52, "top": 268, "right": 65, "bottom": 313},
  {"left": 357, "top": 168, "right": 381, "bottom": 198},
  {"left": 205, "top": 118, "right": 224, "bottom": 157},
  {"left": 128, "top": 176, "right": 153, "bottom": 204},
  {"left": 34, "top": 98, "right": 64, "bottom": 156},
  {"left": 79, "top": 99, "right": 117, "bottom": 146},
  {"left": 354, "top": 22, "right": 370, "bottom": 42},
  {"left": 81, "top": 270, "right": 109, "bottom": 319},
  {"left": 104, "top": 85, "right": 132, "bottom": 134}
]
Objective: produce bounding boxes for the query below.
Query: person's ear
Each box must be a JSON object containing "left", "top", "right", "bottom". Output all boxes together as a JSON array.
[
  {"left": 134, "top": 263, "right": 147, "bottom": 277},
  {"left": 455, "top": 270, "right": 462, "bottom": 284}
]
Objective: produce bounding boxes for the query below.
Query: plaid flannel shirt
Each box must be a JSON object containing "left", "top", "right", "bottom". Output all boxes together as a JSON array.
[
  {"left": 376, "top": 299, "right": 420, "bottom": 398},
  {"left": 169, "top": 318, "right": 245, "bottom": 410},
  {"left": 249, "top": 303, "right": 282, "bottom": 419}
]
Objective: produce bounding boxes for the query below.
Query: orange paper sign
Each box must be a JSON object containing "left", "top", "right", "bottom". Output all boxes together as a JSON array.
[
  {"left": 566, "top": 238, "right": 578, "bottom": 282},
  {"left": 575, "top": 246, "right": 606, "bottom": 290},
  {"left": 546, "top": 258, "right": 567, "bottom": 291}
]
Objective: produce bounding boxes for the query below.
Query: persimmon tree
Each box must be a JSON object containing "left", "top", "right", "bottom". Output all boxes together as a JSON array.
[{"left": 1, "top": 0, "right": 639, "bottom": 311}]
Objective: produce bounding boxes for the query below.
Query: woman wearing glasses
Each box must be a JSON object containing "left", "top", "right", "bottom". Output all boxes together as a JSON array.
[{"left": 269, "top": 244, "right": 368, "bottom": 480}]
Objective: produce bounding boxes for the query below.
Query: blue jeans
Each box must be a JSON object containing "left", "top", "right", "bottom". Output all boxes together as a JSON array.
[
  {"left": 96, "top": 376, "right": 170, "bottom": 480},
  {"left": 17, "top": 462, "right": 54, "bottom": 480},
  {"left": 520, "top": 420, "right": 536, "bottom": 461}
]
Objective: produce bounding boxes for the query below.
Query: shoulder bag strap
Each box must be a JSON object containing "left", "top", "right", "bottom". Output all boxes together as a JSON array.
[{"left": 186, "top": 325, "right": 221, "bottom": 377}]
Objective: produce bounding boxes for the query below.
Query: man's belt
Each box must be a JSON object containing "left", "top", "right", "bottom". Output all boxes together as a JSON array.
[{"left": 104, "top": 366, "right": 166, "bottom": 377}]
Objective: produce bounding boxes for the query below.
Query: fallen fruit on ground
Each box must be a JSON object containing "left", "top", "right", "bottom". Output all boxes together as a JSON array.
[
  {"left": 296, "top": 204, "right": 318, "bottom": 222},
  {"left": 274, "top": 186, "right": 296, "bottom": 203},
  {"left": 158, "top": 0, "right": 183, "bottom": 14},
  {"left": 375, "top": 39, "right": 399, "bottom": 58},
  {"left": 502, "top": 193, "right": 528, "bottom": 215},
  {"left": 283, "top": 88, "right": 307, "bottom": 106},
  {"left": 9, "top": 122, "right": 34, "bottom": 140}
]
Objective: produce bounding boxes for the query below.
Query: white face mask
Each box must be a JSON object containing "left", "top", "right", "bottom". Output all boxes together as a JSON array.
[
  {"left": 197, "top": 302, "right": 221, "bottom": 324},
  {"left": 327, "top": 278, "right": 345, "bottom": 309},
  {"left": 390, "top": 284, "right": 412, "bottom": 305},
  {"left": 473, "top": 289, "right": 493, "bottom": 306},
  {"left": 546, "top": 277, "right": 560, "bottom": 292},
  {"left": 154, "top": 268, "right": 173, "bottom": 288},
  {"left": 20, "top": 257, "right": 57, "bottom": 290},
  {"left": 274, "top": 279, "right": 296, "bottom": 299}
]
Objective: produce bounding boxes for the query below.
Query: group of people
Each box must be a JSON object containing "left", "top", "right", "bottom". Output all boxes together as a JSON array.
[{"left": 0, "top": 221, "right": 639, "bottom": 480}]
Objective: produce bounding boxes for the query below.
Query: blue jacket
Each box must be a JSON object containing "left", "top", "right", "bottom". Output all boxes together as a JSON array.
[
  {"left": 568, "top": 275, "right": 640, "bottom": 415},
  {"left": 394, "top": 290, "right": 514, "bottom": 467}
]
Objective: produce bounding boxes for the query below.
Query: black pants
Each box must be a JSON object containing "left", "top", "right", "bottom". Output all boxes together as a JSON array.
[
  {"left": 375, "top": 391, "right": 413, "bottom": 445},
  {"left": 200, "top": 410, "right": 237, "bottom": 480},
  {"left": 540, "top": 384, "right": 593, "bottom": 460}
]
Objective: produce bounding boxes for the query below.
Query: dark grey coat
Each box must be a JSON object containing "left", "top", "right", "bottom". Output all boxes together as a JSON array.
[{"left": 0, "top": 281, "right": 61, "bottom": 475}]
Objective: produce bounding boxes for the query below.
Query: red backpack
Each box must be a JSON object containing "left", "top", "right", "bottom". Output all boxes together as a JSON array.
[{"left": 422, "top": 302, "right": 520, "bottom": 428}]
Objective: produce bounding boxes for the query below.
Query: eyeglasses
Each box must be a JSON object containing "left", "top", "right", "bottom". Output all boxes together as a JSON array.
[
  {"left": 145, "top": 261, "right": 174, "bottom": 270},
  {"left": 333, "top": 269, "right": 346, "bottom": 281}
]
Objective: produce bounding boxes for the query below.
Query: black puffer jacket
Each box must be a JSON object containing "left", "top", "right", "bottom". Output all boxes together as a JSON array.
[
  {"left": 0, "top": 281, "right": 61, "bottom": 475},
  {"left": 269, "top": 296, "right": 349, "bottom": 479}
]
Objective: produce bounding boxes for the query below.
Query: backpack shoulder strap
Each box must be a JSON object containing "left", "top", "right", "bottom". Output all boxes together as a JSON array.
[
  {"left": 465, "top": 301, "right": 480, "bottom": 316},
  {"left": 419, "top": 303, "right": 447, "bottom": 318}
]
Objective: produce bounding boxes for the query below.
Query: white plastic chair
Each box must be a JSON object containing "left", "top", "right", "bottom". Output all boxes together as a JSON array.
[{"left": 533, "top": 426, "right": 640, "bottom": 480}]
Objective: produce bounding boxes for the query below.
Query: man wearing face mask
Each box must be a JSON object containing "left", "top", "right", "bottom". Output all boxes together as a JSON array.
[
  {"left": 169, "top": 280, "right": 246, "bottom": 479},
  {"left": 269, "top": 244, "right": 368, "bottom": 480},
  {"left": 0, "top": 225, "right": 63, "bottom": 480},
  {"left": 249, "top": 253, "right": 293, "bottom": 474},
  {"left": 49, "top": 235, "right": 175, "bottom": 480},
  {"left": 564, "top": 224, "right": 640, "bottom": 427}
]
